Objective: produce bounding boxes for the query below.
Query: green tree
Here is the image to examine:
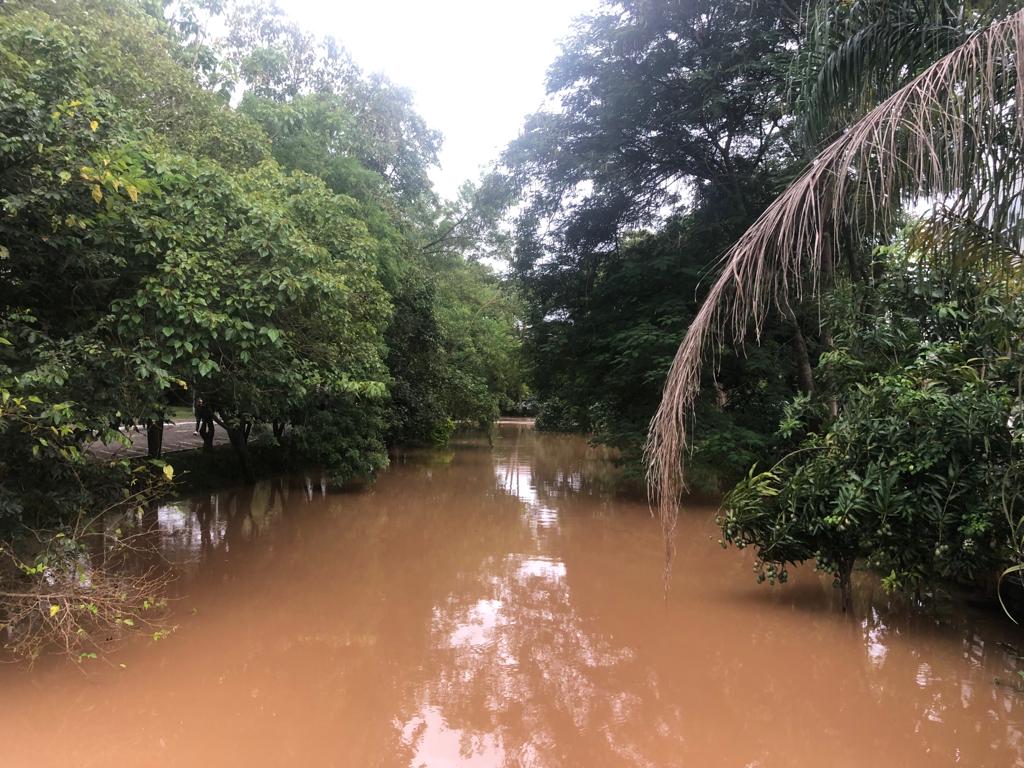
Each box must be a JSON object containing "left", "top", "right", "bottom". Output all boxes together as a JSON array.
[
  {"left": 0, "top": 0, "right": 528, "bottom": 659},
  {"left": 1, "top": 0, "right": 391, "bottom": 482},
  {"left": 646, "top": 0, "right": 1024, "bottom": 604},
  {"left": 224, "top": 0, "right": 440, "bottom": 208},
  {"left": 226, "top": 2, "right": 522, "bottom": 446},
  {"left": 106, "top": 157, "right": 389, "bottom": 477}
]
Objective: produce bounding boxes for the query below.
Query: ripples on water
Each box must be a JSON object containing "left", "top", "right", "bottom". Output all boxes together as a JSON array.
[{"left": 0, "top": 421, "right": 1022, "bottom": 767}]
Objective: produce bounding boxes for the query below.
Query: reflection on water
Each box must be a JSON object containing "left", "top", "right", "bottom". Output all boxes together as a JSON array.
[
  {"left": 1, "top": 421, "right": 1022, "bottom": 767},
  {"left": 150, "top": 478, "right": 315, "bottom": 572}
]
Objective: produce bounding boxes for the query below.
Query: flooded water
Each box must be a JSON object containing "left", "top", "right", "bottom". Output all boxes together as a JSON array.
[{"left": 1, "top": 421, "right": 1022, "bottom": 766}]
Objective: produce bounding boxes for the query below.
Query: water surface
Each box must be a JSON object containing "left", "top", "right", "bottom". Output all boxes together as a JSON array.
[{"left": 1, "top": 422, "right": 1022, "bottom": 766}]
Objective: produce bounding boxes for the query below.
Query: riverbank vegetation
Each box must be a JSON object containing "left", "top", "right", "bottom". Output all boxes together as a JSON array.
[
  {"left": 506, "top": 0, "right": 1024, "bottom": 611},
  {"left": 0, "top": 0, "right": 523, "bottom": 659}
]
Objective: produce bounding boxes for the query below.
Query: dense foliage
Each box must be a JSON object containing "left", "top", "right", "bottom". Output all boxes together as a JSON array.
[
  {"left": 722, "top": 244, "right": 1024, "bottom": 607},
  {"left": 703, "top": 0, "right": 1024, "bottom": 609},
  {"left": 1, "top": 0, "right": 522, "bottom": 489},
  {"left": 507, "top": 0, "right": 1024, "bottom": 610},
  {"left": 2, "top": 0, "right": 1021, "bottom": 660}
]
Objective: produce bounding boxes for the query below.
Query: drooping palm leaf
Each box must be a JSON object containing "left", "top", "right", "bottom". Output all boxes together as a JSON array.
[{"left": 998, "top": 564, "right": 1024, "bottom": 623}]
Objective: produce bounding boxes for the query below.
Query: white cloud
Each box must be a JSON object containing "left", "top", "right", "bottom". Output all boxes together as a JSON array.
[{"left": 277, "top": 0, "right": 600, "bottom": 198}]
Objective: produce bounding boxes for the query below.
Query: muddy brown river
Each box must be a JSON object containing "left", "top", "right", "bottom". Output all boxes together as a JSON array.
[{"left": 1, "top": 421, "right": 1022, "bottom": 766}]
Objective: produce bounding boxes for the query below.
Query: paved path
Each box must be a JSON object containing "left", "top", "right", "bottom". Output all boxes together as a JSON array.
[
  {"left": 91, "top": 420, "right": 228, "bottom": 459},
  {"left": 91, "top": 417, "right": 535, "bottom": 459}
]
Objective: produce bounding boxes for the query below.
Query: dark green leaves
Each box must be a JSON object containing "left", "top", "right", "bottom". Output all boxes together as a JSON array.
[{"left": 720, "top": 245, "right": 1024, "bottom": 601}]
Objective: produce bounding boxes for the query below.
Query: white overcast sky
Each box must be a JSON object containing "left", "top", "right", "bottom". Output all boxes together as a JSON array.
[{"left": 277, "top": 0, "right": 601, "bottom": 199}]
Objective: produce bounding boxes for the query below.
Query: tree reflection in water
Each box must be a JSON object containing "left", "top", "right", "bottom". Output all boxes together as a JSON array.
[{"left": 150, "top": 476, "right": 318, "bottom": 583}]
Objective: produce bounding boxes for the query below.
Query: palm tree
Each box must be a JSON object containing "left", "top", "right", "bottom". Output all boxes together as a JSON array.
[{"left": 646, "top": 2, "right": 1024, "bottom": 555}]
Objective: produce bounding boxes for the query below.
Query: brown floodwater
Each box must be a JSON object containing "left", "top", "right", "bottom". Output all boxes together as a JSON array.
[{"left": 1, "top": 421, "right": 1022, "bottom": 766}]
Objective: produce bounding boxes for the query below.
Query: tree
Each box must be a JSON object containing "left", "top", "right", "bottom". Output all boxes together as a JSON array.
[
  {"left": 224, "top": 0, "right": 441, "bottom": 208},
  {"left": 226, "top": 1, "right": 523, "bottom": 446},
  {"left": 0, "top": 0, "right": 527, "bottom": 658},
  {"left": 506, "top": 0, "right": 799, "bottom": 253},
  {"left": 721, "top": 242, "right": 1023, "bottom": 608},
  {"left": 0, "top": 4, "right": 177, "bottom": 455},
  {"left": 433, "top": 257, "right": 526, "bottom": 430},
  {"left": 505, "top": 0, "right": 803, "bottom": 484},
  {"left": 0, "top": 0, "right": 392, "bottom": 484},
  {"left": 18, "top": 0, "right": 273, "bottom": 170},
  {"left": 107, "top": 157, "right": 390, "bottom": 478}
]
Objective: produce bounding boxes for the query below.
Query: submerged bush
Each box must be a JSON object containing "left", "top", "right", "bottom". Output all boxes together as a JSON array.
[
  {"left": 720, "top": 247, "right": 1024, "bottom": 609},
  {"left": 284, "top": 394, "right": 390, "bottom": 486}
]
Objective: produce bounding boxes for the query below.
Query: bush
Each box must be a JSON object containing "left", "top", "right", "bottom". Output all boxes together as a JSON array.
[
  {"left": 535, "top": 396, "right": 588, "bottom": 433},
  {"left": 720, "top": 248, "right": 1024, "bottom": 608},
  {"left": 284, "top": 395, "right": 390, "bottom": 486}
]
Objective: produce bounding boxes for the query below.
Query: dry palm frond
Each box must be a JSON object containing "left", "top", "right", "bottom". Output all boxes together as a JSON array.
[{"left": 646, "top": 8, "right": 1024, "bottom": 559}]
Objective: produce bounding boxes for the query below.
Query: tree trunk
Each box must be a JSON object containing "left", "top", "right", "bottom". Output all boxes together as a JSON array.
[
  {"left": 227, "top": 422, "right": 255, "bottom": 483},
  {"left": 785, "top": 308, "right": 815, "bottom": 395},
  {"left": 272, "top": 420, "right": 286, "bottom": 442},
  {"left": 199, "top": 419, "right": 215, "bottom": 452},
  {"left": 838, "top": 557, "right": 855, "bottom": 613},
  {"left": 146, "top": 416, "right": 164, "bottom": 459}
]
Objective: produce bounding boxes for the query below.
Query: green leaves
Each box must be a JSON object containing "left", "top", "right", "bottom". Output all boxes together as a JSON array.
[{"left": 721, "top": 245, "right": 1024, "bottom": 605}]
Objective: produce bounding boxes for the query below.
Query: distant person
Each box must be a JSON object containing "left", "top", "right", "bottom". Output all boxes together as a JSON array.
[
  {"left": 193, "top": 398, "right": 204, "bottom": 436},
  {"left": 197, "top": 399, "right": 216, "bottom": 450}
]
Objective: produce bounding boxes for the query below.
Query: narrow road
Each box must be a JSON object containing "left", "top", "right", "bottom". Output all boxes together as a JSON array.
[{"left": 90, "top": 420, "right": 228, "bottom": 459}]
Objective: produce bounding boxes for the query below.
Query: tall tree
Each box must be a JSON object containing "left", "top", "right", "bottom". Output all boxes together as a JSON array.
[{"left": 506, "top": 0, "right": 803, "bottom": 483}]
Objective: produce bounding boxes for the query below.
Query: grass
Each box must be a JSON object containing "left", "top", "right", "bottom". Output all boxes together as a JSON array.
[{"left": 165, "top": 405, "right": 194, "bottom": 424}]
